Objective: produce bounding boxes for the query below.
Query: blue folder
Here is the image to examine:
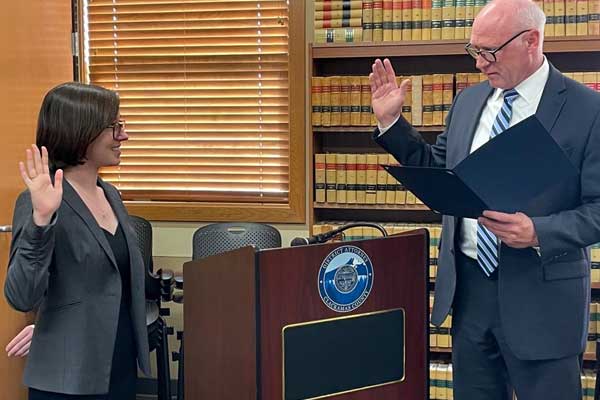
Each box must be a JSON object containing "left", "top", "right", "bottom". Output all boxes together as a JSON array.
[{"left": 382, "top": 116, "right": 580, "bottom": 218}]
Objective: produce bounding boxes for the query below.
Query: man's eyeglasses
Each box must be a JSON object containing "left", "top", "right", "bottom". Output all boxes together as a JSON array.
[
  {"left": 465, "top": 29, "right": 531, "bottom": 63},
  {"left": 106, "top": 120, "right": 126, "bottom": 139}
]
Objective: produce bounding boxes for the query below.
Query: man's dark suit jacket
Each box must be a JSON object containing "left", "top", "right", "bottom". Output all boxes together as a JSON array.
[
  {"left": 5, "top": 179, "right": 151, "bottom": 394},
  {"left": 375, "top": 64, "right": 600, "bottom": 361}
]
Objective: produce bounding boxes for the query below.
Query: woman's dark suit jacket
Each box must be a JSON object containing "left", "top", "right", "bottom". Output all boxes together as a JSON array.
[{"left": 4, "top": 179, "right": 151, "bottom": 395}]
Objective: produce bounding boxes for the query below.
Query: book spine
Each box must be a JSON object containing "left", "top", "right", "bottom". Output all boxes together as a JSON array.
[
  {"left": 363, "top": 0, "right": 375, "bottom": 41},
  {"left": 431, "top": 0, "right": 443, "bottom": 39},
  {"left": 325, "top": 153, "right": 337, "bottom": 203},
  {"left": 314, "top": 153, "right": 326, "bottom": 203},
  {"left": 365, "top": 154, "right": 379, "bottom": 204},
  {"left": 376, "top": 153, "right": 389, "bottom": 204},
  {"left": 555, "top": 0, "right": 566, "bottom": 35},
  {"left": 336, "top": 153, "right": 347, "bottom": 203},
  {"left": 356, "top": 153, "right": 367, "bottom": 204},
  {"left": 311, "top": 77, "right": 322, "bottom": 126},
  {"left": 544, "top": 0, "right": 556, "bottom": 36},
  {"left": 373, "top": 0, "right": 384, "bottom": 41},
  {"left": 383, "top": 0, "right": 395, "bottom": 40},
  {"left": 393, "top": 0, "right": 404, "bottom": 41},
  {"left": 422, "top": 74, "right": 434, "bottom": 126},
  {"left": 350, "top": 76, "right": 362, "bottom": 125},
  {"left": 442, "top": 74, "right": 454, "bottom": 124},
  {"left": 432, "top": 74, "right": 444, "bottom": 126},
  {"left": 411, "top": 75, "right": 423, "bottom": 126},
  {"left": 402, "top": 0, "right": 413, "bottom": 39},
  {"left": 412, "top": 0, "right": 424, "bottom": 40},
  {"left": 346, "top": 153, "right": 358, "bottom": 204},
  {"left": 360, "top": 76, "right": 372, "bottom": 126},
  {"left": 576, "top": 0, "right": 589, "bottom": 35},
  {"left": 340, "top": 76, "right": 352, "bottom": 126},
  {"left": 315, "top": 0, "right": 364, "bottom": 11},
  {"left": 321, "top": 77, "right": 331, "bottom": 126},
  {"left": 590, "top": 0, "right": 600, "bottom": 35}
]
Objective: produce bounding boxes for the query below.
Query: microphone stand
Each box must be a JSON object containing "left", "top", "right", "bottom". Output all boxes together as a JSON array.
[{"left": 291, "top": 222, "right": 387, "bottom": 246}]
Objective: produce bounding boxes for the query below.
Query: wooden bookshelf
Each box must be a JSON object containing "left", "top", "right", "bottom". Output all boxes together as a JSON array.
[
  {"left": 313, "top": 126, "right": 445, "bottom": 133},
  {"left": 430, "top": 348, "right": 598, "bottom": 361},
  {"left": 314, "top": 202, "right": 431, "bottom": 211},
  {"left": 430, "top": 347, "right": 452, "bottom": 354},
  {"left": 312, "top": 36, "right": 600, "bottom": 59}
]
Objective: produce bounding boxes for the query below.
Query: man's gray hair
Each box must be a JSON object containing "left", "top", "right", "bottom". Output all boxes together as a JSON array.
[{"left": 514, "top": 1, "right": 546, "bottom": 35}]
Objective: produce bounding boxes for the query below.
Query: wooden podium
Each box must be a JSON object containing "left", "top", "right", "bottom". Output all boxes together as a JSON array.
[{"left": 184, "top": 229, "right": 429, "bottom": 399}]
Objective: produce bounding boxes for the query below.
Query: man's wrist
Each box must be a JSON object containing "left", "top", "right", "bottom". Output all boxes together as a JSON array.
[{"left": 377, "top": 114, "right": 401, "bottom": 135}]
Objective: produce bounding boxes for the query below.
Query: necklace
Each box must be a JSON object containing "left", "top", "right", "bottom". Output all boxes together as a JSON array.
[{"left": 67, "top": 179, "right": 116, "bottom": 228}]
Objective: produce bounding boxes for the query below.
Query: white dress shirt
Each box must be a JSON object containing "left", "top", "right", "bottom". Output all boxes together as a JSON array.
[
  {"left": 459, "top": 59, "right": 549, "bottom": 259},
  {"left": 379, "top": 58, "right": 550, "bottom": 259}
]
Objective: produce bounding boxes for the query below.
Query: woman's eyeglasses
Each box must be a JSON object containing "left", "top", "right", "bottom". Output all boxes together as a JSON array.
[{"left": 106, "top": 120, "right": 126, "bottom": 139}]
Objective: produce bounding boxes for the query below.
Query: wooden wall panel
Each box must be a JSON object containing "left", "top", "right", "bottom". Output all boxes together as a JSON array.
[
  {"left": 0, "top": 2, "right": 72, "bottom": 399},
  {"left": 0, "top": 233, "right": 31, "bottom": 400},
  {"left": 0, "top": 2, "right": 72, "bottom": 223}
]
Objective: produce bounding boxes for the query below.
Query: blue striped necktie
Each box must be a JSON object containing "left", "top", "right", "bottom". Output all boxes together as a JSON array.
[{"left": 476, "top": 88, "right": 519, "bottom": 276}]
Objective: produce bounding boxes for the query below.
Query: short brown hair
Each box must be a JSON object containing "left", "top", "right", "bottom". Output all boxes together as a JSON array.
[{"left": 36, "top": 82, "right": 119, "bottom": 171}]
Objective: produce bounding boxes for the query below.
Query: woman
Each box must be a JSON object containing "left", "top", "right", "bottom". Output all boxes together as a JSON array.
[{"left": 4, "top": 82, "right": 150, "bottom": 399}]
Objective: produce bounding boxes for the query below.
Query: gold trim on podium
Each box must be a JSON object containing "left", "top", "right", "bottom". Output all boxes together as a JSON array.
[{"left": 281, "top": 308, "right": 406, "bottom": 399}]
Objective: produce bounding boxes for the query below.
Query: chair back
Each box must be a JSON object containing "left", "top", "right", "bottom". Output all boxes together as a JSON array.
[
  {"left": 129, "top": 215, "right": 154, "bottom": 272},
  {"left": 192, "top": 222, "right": 281, "bottom": 260}
]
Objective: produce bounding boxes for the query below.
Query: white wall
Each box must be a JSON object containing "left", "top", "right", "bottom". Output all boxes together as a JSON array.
[{"left": 152, "top": 221, "right": 309, "bottom": 257}]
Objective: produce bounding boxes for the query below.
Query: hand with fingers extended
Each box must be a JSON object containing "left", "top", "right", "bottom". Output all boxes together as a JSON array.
[
  {"left": 19, "top": 145, "right": 63, "bottom": 226},
  {"left": 369, "top": 58, "right": 411, "bottom": 128},
  {"left": 6, "top": 324, "right": 34, "bottom": 357}
]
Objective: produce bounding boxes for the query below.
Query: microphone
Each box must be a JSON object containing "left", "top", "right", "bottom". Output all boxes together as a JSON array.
[{"left": 290, "top": 222, "right": 388, "bottom": 246}]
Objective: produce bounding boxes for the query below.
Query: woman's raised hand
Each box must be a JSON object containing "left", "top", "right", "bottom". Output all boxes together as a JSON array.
[{"left": 18, "top": 145, "right": 63, "bottom": 226}]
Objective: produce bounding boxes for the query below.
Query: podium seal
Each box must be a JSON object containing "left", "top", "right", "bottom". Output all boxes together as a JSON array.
[{"left": 318, "top": 245, "right": 374, "bottom": 312}]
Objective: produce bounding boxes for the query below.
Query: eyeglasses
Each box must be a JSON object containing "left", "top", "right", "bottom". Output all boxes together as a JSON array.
[
  {"left": 465, "top": 29, "right": 531, "bottom": 63},
  {"left": 106, "top": 119, "right": 126, "bottom": 139}
]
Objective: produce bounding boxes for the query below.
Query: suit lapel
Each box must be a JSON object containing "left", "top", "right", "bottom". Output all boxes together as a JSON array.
[
  {"left": 98, "top": 179, "right": 133, "bottom": 260},
  {"left": 98, "top": 179, "right": 142, "bottom": 284},
  {"left": 454, "top": 82, "right": 495, "bottom": 164},
  {"left": 62, "top": 179, "right": 118, "bottom": 270},
  {"left": 535, "top": 64, "right": 566, "bottom": 134}
]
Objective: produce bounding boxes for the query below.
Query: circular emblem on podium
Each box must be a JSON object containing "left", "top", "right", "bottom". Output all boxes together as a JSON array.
[{"left": 318, "top": 245, "right": 374, "bottom": 312}]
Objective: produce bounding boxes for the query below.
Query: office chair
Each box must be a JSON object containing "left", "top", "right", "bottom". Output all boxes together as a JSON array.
[
  {"left": 172, "top": 222, "right": 282, "bottom": 400},
  {"left": 192, "top": 222, "right": 282, "bottom": 259},
  {"left": 129, "top": 215, "right": 175, "bottom": 400}
]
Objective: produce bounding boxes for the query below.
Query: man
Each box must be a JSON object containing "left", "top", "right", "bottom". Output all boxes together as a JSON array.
[{"left": 370, "top": 0, "right": 600, "bottom": 398}]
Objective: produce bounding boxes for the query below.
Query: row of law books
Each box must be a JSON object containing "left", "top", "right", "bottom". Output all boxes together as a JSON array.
[
  {"left": 313, "top": 0, "right": 600, "bottom": 43},
  {"left": 582, "top": 371, "right": 598, "bottom": 400},
  {"left": 430, "top": 363, "right": 597, "bottom": 399},
  {"left": 312, "top": 221, "right": 441, "bottom": 269},
  {"left": 586, "top": 301, "right": 600, "bottom": 355},
  {"left": 430, "top": 362, "right": 454, "bottom": 400},
  {"left": 430, "top": 293, "right": 453, "bottom": 348},
  {"left": 565, "top": 71, "right": 600, "bottom": 91},
  {"left": 429, "top": 300, "right": 600, "bottom": 354},
  {"left": 312, "top": 73, "right": 482, "bottom": 128},
  {"left": 314, "top": 153, "right": 424, "bottom": 205},
  {"left": 314, "top": 0, "right": 365, "bottom": 42},
  {"left": 312, "top": 70, "right": 600, "bottom": 128},
  {"left": 589, "top": 245, "right": 600, "bottom": 282}
]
